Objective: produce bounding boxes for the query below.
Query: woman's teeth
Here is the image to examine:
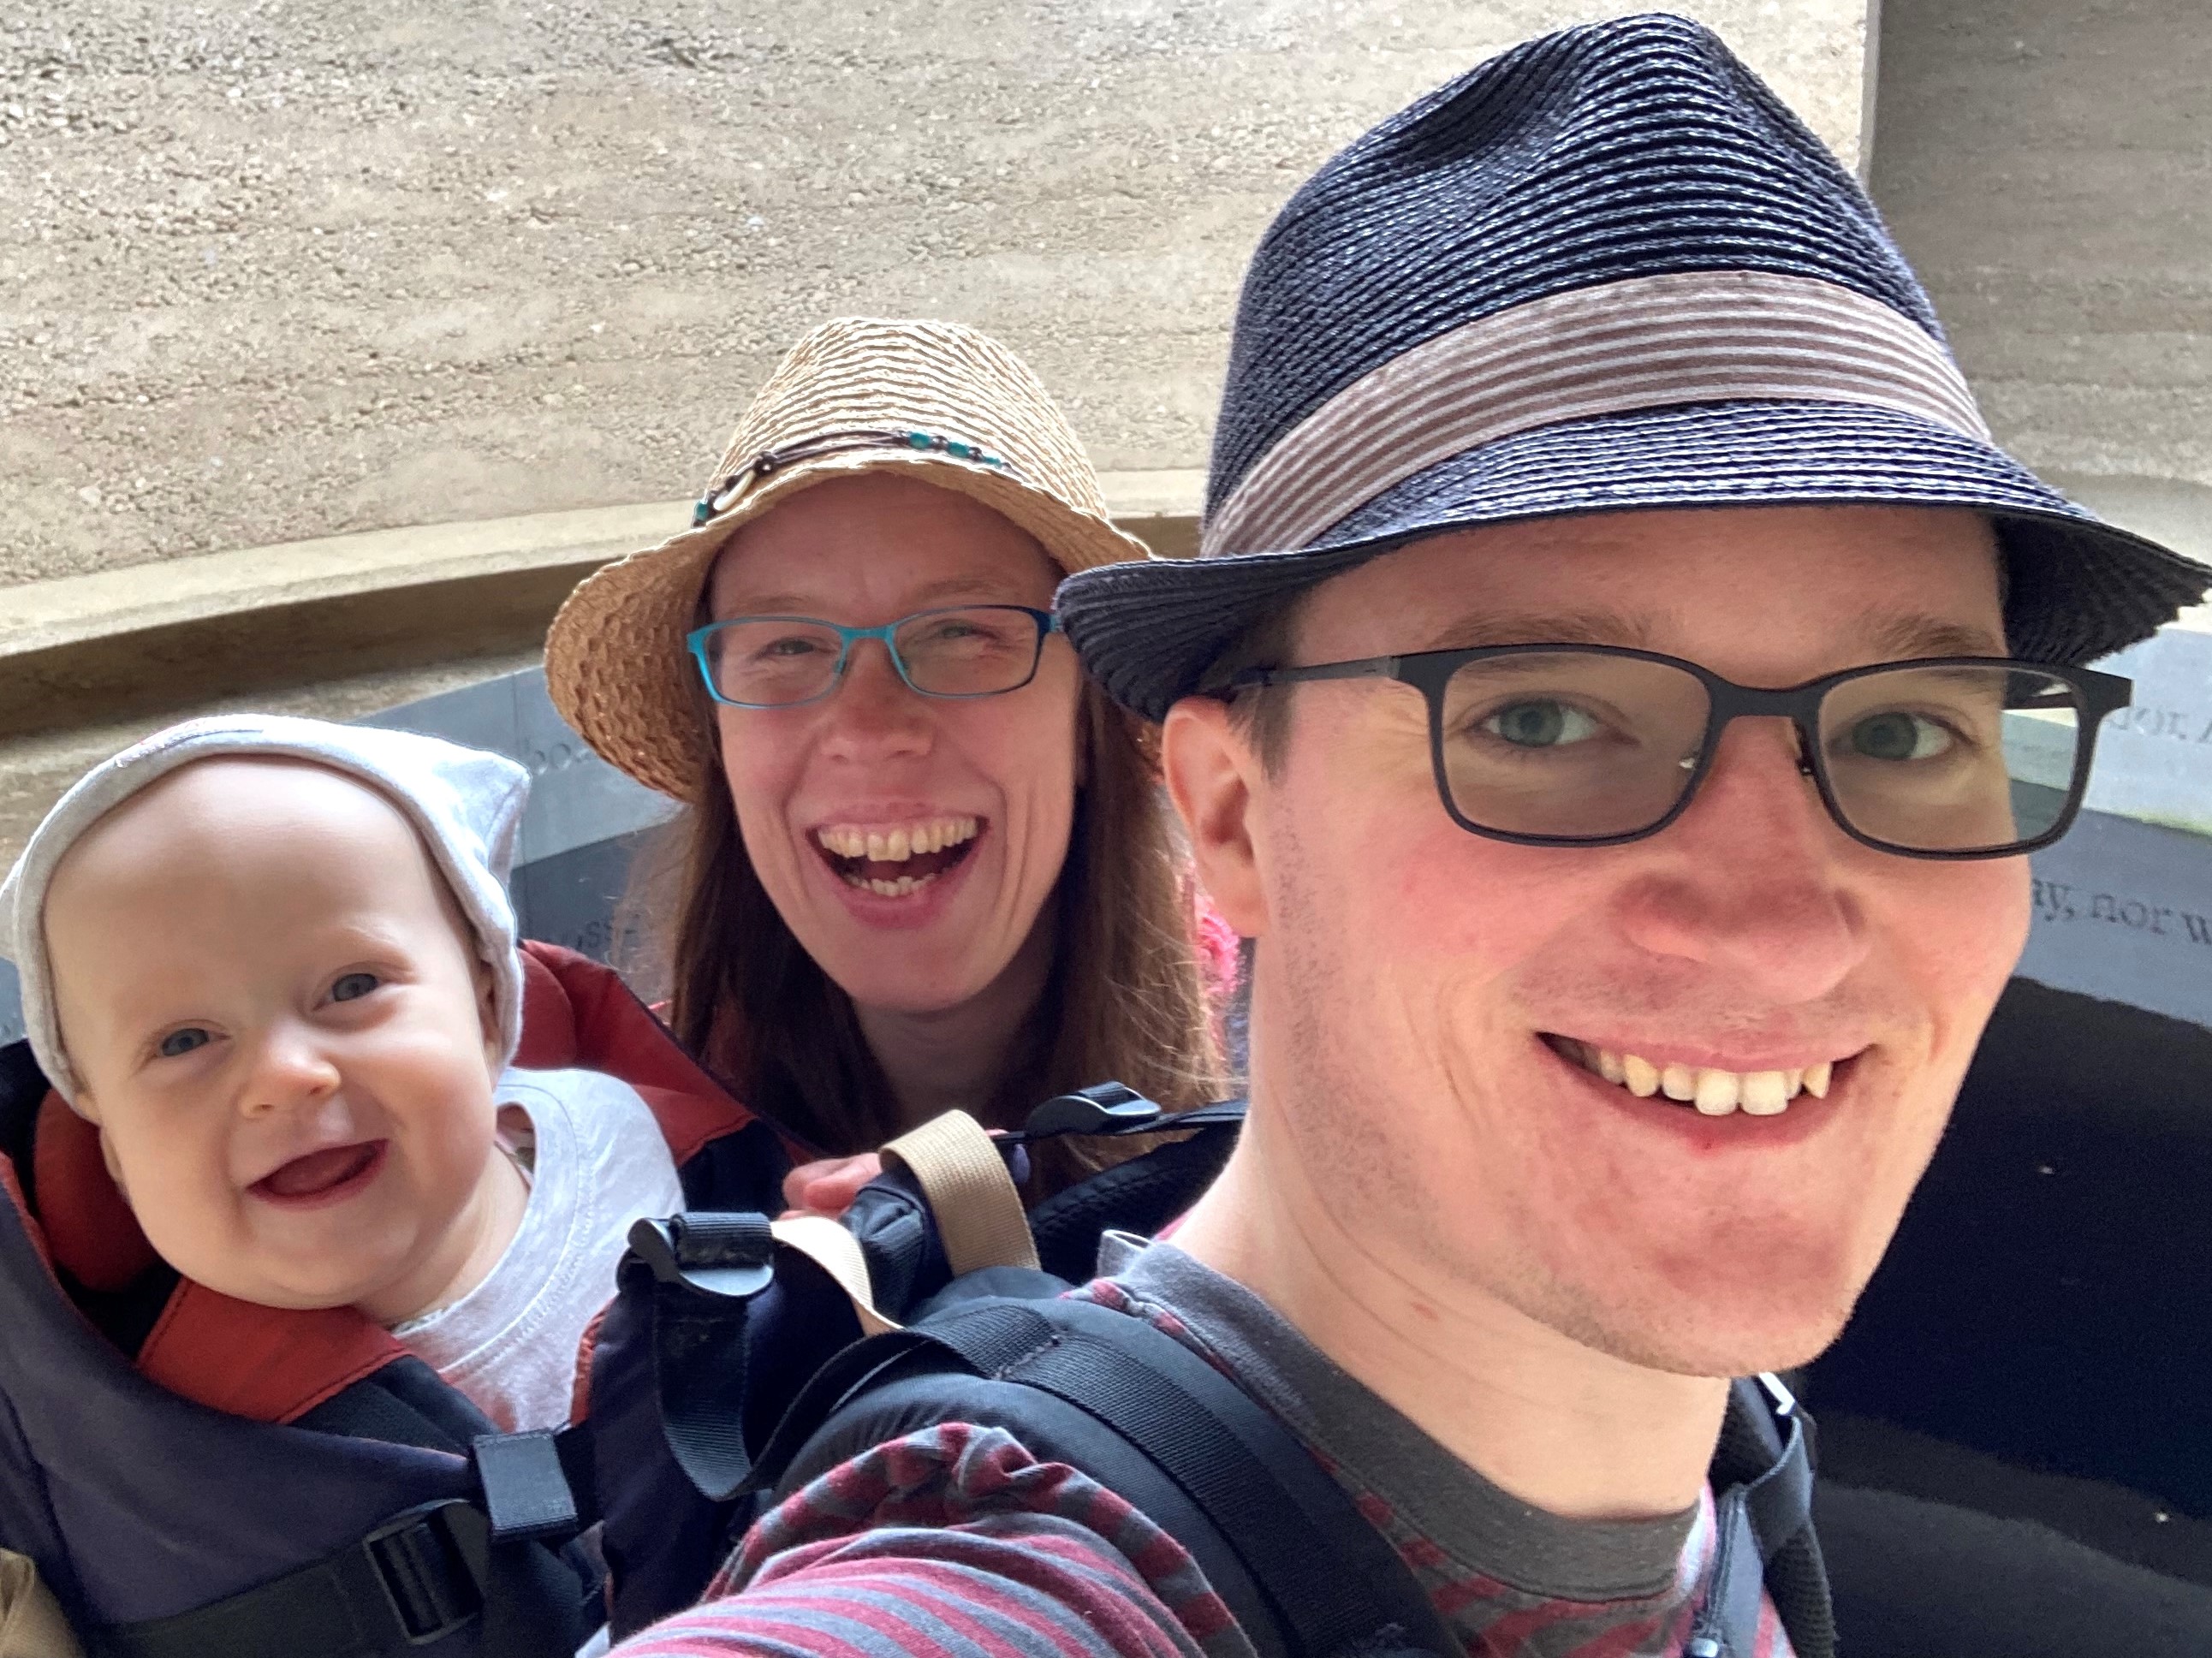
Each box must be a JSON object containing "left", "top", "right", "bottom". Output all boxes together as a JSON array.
[
  {"left": 1560, "top": 1039, "right": 1833, "bottom": 1117},
  {"left": 816, "top": 817, "right": 978, "bottom": 863},
  {"left": 815, "top": 816, "right": 981, "bottom": 895}
]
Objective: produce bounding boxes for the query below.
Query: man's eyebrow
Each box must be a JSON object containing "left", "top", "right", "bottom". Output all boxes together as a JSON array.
[
  {"left": 1854, "top": 612, "right": 2008, "bottom": 660},
  {"left": 1406, "top": 609, "right": 1660, "bottom": 653}
]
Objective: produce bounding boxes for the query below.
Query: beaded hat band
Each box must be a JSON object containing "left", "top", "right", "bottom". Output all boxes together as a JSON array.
[{"left": 544, "top": 318, "right": 1149, "bottom": 800}]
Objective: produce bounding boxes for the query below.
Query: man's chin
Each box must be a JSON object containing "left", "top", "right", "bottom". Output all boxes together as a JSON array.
[{"left": 1542, "top": 1256, "right": 1871, "bottom": 1380}]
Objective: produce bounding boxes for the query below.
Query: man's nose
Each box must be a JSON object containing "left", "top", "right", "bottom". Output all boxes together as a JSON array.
[
  {"left": 238, "top": 1025, "right": 342, "bottom": 1118},
  {"left": 1613, "top": 717, "right": 1869, "bottom": 1004},
  {"left": 816, "top": 639, "right": 935, "bottom": 760}
]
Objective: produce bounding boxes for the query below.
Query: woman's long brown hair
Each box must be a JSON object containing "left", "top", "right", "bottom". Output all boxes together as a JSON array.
[{"left": 628, "top": 675, "right": 1229, "bottom": 1187}]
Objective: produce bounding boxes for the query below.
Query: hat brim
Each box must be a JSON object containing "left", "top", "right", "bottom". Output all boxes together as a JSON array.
[
  {"left": 1060, "top": 400, "right": 2212, "bottom": 722},
  {"left": 546, "top": 449, "right": 1152, "bottom": 799}
]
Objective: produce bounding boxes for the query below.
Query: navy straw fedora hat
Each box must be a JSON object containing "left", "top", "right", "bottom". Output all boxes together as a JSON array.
[{"left": 1059, "top": 12, "right": 2211, "bottom": 722}]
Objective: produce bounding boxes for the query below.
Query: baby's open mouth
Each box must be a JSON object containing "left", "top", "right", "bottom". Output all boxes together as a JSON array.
[
  {"left": 253, "top": 1141, "right": 387, "bottom": 1204},
  {"left": 814, "top": 816, "right": 982, "bottom": 898},
  {"left": 1543, "top": 1035, "right": 1845, "bottom": 1118}
]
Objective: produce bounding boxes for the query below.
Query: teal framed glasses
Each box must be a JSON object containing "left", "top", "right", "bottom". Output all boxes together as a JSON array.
[{"left": 688, "top": 605, "right": 1061, "bottom": 709}]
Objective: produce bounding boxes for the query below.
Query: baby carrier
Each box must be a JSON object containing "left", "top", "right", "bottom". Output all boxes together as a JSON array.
[
  {"left": 0, "top": 941, "right": 789, "bottom": 1658},
  {"left": 572, "top": 1079, "right": 1825, "bottom": 1658}
]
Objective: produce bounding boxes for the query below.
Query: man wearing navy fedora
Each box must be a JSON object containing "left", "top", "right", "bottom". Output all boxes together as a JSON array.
[{"left": 617, "top": 16, "right": 2210, "bottom": 1658}]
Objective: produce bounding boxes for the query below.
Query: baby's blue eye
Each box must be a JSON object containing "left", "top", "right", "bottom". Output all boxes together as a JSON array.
[
  {"left": 331, "top": 972, "right": 381, "bottom": 1003},
  {"left": 158, "top": 1027, "right": 211, "bottom": 1060}
]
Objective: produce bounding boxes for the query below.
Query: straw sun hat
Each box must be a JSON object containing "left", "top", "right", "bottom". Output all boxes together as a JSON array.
[{"left": 546, "top": 318, "right": 1152, "bottom": 799}]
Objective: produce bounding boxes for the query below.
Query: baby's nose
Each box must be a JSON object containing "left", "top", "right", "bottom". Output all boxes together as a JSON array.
[{"left": 238, "top": 1029, "right": 342, "bottom": 1116}]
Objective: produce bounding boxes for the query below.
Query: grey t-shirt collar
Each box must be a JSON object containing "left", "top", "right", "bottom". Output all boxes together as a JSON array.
[{"left": 1097, "top": 1233, "right": 1698, "bottom": 1602}]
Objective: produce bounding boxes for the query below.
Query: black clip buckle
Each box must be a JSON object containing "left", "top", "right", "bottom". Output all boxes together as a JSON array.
[
  {"left": 1020, "top": 1081, "right": 1165, "bottom": 1139},
  {"left": 364, "top": 1501, "right": 483, "bottom": 1646},
  {"left": 627, "top": 1211, "right": 777, "bottom": 1298}
]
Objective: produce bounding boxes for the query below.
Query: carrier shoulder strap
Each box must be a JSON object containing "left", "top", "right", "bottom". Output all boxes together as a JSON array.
[
  {"left": 1691, "top": 1374, "right": 1831, "bottom": 1658},
  {"left": 778, "top": 1293, "right": 1457, "bottom": 1658},
  {"left": 88, "top": 1432, "right": 590, "bottom": 1658},
  {"left": 768, "top": 1299, "right": 1828, "bottom": 1658}
]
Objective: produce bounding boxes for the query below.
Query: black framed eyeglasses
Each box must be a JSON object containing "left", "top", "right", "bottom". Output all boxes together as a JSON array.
[
  {"left": 1232, "top": 645, "right": 2132, "bottom": 859},
  {"left": 688, "top": 604, "right": 1060, "bottom": 709}
]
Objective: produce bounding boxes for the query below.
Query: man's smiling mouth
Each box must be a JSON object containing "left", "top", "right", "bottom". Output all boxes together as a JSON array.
[
  {"left": 814, "top": 816, "right": 981, "bottom": 897},
  {"left": 1543, "top": 1035, "right": 1843, "bottom": 1118}
]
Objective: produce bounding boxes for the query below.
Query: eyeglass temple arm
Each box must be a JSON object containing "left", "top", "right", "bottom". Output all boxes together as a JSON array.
[
  {"left": 2072, "top": 667, "right": 2132, "bottom": 719},
  {"left": 1233, "top": 657, "right": 1401, "bottom": 689}
]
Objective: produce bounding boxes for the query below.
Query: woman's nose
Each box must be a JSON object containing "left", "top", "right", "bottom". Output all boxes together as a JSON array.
[
  {"left": 238, "top": 1027, "right": 343, "bottom": 1118},
  {"left": 817, "top": 639, "right": 935, "bottom": 760}
]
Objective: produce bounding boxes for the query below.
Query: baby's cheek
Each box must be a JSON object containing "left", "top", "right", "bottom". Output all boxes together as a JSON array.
[{"left": 94, "top": 1121, "right": 132, "bottom": 1198}]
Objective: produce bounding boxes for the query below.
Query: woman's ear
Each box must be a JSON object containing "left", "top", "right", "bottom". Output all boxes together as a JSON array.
[{"left": 1160, "top": 696, "right": 1268, "bottom": 939}]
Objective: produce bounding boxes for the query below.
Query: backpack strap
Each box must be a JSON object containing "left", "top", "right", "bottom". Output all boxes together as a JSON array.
[
  {"left": 1688, "top": 1374, "right": 1831, "bottom": 1658},
  {"left": 767, "top": 1294, "right": 1456, "bottom": 1658}
]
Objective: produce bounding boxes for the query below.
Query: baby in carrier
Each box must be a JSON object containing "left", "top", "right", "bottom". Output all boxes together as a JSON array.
[{"left": 0, "top": 713, "right": 685, "bottom": 1434}]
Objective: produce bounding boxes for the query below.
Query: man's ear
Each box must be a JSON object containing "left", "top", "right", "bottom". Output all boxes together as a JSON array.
[{"left": 1161, "top": 695, "right": 1269, "bottom": 939}]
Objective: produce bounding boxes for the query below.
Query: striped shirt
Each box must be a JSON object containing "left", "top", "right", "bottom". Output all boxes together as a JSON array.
[{"left": 613, "top": 1239, "right": 1797, "bottom": 1658}]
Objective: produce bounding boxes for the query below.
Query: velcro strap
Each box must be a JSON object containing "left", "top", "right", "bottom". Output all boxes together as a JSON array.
[{"left": 880, "top": 1110, "right": 1038, "bottom": 1276}]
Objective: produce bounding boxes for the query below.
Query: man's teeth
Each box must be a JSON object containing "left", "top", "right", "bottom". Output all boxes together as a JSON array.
[
  {"left": 815, "top": 816, "right": 979, "bottom": 863},
  {"left": 1561, "top": 1041, "right": 1834, "bottom": 1117}
]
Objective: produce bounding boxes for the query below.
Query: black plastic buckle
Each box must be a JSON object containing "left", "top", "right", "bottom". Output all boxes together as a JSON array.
[
  {"left": 364, "top": 1501, "right": 482, "bottom": 1646},
  {"left": 627, "top": 1211, "right": 777, "bottom": 1298},
  {"left": 1020, "top": 1082, "right": 1165, "bottom": 1139}
]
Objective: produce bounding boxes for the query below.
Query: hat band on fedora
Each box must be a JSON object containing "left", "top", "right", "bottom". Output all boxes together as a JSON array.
[{"left": 1203, "top": 270, "right": 1992, "bottom": 560}]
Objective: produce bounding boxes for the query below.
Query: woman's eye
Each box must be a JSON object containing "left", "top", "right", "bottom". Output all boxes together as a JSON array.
[
  {"left": 1847, "top": 711, "right": 1955, "bottom": 762},
  {"left": 330, "top": 972, "right": 381, "bottom": 1003},
  {"left": 1482, "top": 700, "right": 1603, "bottom": 748},
  {"left": 760, "top": 635, "right": 826, "bottom": 659},
  {"left": 158, "top": 1027, "right": 211, "bottom": 1060}
]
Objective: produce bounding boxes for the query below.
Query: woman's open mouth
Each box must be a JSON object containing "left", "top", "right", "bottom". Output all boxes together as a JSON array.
[
  {"left": 1543, "top": 1034, "right": 1850, "bottom": 1118},
  {"left": 813, "top": 815, "right": 982, "bottom": 898},
  {"left": 249, "top": 1140, "right": 389, "bottom": 1209}
]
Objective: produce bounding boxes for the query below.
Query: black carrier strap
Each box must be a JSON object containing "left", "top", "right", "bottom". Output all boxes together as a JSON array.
[
  {"left": 771, "top": 1294, "right": 1456, "bottom": 1658},
  {"left": 1688, "top": 1376, "right": 1829, "bottom": 1658},
  {"left": 92, "top": 1435, "right": 591, "bottom": 1658}
]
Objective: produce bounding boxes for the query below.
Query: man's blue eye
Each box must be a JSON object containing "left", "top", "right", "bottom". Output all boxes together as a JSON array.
[
  {"left": 331, "top": 972, "right": 381, "bottom": 1003},
  {"left": 158, "top": 1028, "right": 211, "bottom": 1059}
]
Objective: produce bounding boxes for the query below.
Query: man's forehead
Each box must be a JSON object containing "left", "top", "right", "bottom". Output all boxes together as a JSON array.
[
  {"left": 1400, "top": 605, "right": 2007, "bottom": 662},
  {"left": 1308, "top": 505, "right": 2007, "bottom": 662}
]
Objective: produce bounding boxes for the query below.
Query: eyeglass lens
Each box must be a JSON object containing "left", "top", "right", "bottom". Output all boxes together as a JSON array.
[
  {"left": 1436, "top": 652, "right": 2088, "bottom": 853},
  {"left": 701, "top": 608, "right": 1045, "bottom": 706}
]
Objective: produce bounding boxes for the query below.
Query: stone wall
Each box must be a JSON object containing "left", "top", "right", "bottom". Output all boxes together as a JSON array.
[
  {"left": 1, "top": 1, "right": 1871, "bottom": 585},
  {"left": 1870, "top": 0, "right": 2212, "bottom": 563}
]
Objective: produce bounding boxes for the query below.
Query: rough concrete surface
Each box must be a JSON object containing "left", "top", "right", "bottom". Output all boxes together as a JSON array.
[
  {"left": 0, "top": 650, "right": 539, "bottom": 871},
  {"left": 1, "top": 0, "right": 1870, "bottom": 589},
  {"left": 1871, "top": 0, "right": 2212, "bottom": 552}
]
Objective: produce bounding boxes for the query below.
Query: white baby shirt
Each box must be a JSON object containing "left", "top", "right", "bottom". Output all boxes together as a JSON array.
[{"left": 391, "top": 1066, "right": 686, "bottom": 1433}]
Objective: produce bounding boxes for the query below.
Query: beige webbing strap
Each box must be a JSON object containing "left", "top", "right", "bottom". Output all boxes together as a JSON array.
[
  {"left": 0, "top": 1548, "right": 86, "bottom": 1658},
  {"left": 880, "top": 1109, "right": 1041, "bottom": 1276},
  {"left": 769, "top": 1215, "right": 901, "bottom": 1336}
]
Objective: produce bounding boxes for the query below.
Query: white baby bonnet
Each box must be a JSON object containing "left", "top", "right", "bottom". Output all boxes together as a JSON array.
[{"left": 0, "top": 715, "right": 532, "bottom": 1108}]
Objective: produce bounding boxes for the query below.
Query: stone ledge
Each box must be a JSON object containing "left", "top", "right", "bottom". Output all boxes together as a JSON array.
[{"left": 0, "top": 471, "right": 1205, "bottom": 740}]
